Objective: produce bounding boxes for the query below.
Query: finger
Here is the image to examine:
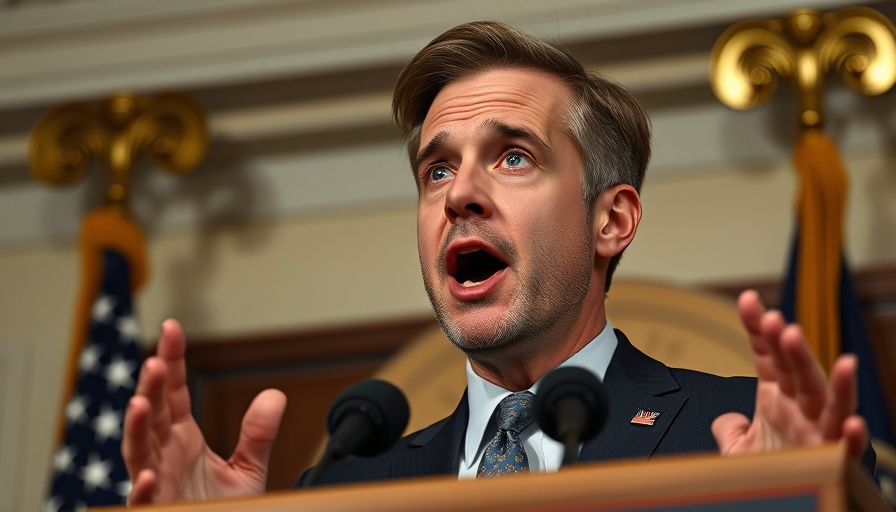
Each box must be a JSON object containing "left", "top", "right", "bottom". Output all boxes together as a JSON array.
[
  {"left": 122, "top": 395, "right": 154, "bottom": 479},
  {"left": 136, "top": 356, "right": 173, "bottom": 439},
  {"left": 759, "top": 310, "right": 794, "bottom": 394},
  {"left": 229, "top": 389, "right": 288, "bottom": 479},
  {"left": 711, "top": 412, "right": 751, "bottom": 455},
  {"left": 121, "top": 396, "right": 151, "bottom": 480},
  {"left": 127, "top": 468, "right": 157, "bottom": 506},
  {"left": 123, "top": 357, "right": 168, "bottom": 474},
  {"left": 779, "top": 324, "right": 827, "bottom": 420},
  {"left": 737, "top": 291, "right": 778, "bottom": 382},
  {"left": 737, "top": 290, "right": 764, "bottom": 338},
  {"left": 156, "top": 319, "right": 193, "bottom": 422},
  {"left": 842, "top": 415, "right": 869, "bottom": 460},
  {"left": 820, "top": 354, "right": 859, "bottom": 439}
]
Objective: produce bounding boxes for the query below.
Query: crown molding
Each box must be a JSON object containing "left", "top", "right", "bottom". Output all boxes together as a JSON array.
[{"left": 0, "top": 0, "right": 873, "bottom": 110}]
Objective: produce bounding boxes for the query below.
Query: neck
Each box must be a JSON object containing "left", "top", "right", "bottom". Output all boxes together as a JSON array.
[{"left": 467, "top": 305, "right": 607, "bottom": 391}]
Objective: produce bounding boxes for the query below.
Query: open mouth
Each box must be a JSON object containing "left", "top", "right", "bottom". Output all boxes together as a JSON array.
[{"left": 450, "top": 247, "right": 508, "bottom": 287}]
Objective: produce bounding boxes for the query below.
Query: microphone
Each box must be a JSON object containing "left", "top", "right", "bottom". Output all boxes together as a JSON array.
[
  {"left": 302, "top": 379, "right": 409, "bottom": 487},
  {"left": 534, "top": 366, "right": 609, "bottom": 467}
]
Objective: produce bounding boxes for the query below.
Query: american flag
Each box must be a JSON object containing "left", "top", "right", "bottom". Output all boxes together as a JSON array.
[
  {"left": 45, "top": 250, "right": 142, "bottom": 511},
  {"left": 630, "top": 410, "right": 660, "bottom": 426}
]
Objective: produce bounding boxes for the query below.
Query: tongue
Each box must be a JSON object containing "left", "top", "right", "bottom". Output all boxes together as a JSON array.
[{"left": 455, "top": 249, "right": 506, "bottom": 285}]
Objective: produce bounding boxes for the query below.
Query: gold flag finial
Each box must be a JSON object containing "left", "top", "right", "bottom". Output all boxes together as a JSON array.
[
  {"left": 710, "top": 6, "right": 896, "bottom": 128},
  {"left": 29, "top": 91, "right": 208, "bottom": 205}
]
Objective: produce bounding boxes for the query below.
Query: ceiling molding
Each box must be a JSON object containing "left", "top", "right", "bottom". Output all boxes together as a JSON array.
[
  {"left": 0, "top": 52, "right": 711, "bottom": 168},
  {"left": 0, "top": 0, "right": 875, "bottom": 109}
]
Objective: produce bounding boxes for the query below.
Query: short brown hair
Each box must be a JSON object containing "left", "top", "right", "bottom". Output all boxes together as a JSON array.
[{"left": 393, "top": 21, "right": 651, "bottom": 290}]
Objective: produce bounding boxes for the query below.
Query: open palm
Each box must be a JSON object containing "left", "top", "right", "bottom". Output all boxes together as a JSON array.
[{"left": 122, "top": 320, "right": 287, "bottom": 504}]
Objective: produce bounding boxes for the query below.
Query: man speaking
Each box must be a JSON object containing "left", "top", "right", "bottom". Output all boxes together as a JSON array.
[{"left": 122, "top": 21, "right": 872, "bottom": 504}]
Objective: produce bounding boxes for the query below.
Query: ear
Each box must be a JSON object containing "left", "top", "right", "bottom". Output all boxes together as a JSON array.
[{"left": 593, "top": 184, "right": 641, "bottom": 258}]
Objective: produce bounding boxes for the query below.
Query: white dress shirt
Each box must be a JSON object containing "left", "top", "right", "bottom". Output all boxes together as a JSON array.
[{"left": 458, "top": 321, "right": 618, "bottom": 478}]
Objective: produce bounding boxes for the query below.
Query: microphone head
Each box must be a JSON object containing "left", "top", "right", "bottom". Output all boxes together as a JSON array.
[
  {"left": 326, "top": 379, "right": 410, "bottom": 457},
  {"left": 534, "top": 366, "right": 609, "bottom": 442}
]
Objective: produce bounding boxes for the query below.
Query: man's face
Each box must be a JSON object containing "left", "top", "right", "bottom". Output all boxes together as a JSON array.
[{"left": 414, "top": 67, "right": 600, "bottom": 364}]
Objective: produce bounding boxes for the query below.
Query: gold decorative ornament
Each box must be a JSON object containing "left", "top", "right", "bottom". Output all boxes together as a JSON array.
[
  {"left": 710, "top": 7, "right": 896, "bottom": 128},
  {"left": 29, "top": 92, "right": 208, "bottom": 204}
]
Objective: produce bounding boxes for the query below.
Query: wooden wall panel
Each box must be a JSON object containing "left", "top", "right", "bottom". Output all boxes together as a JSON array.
[{"left": 184, "top": 318, "right": 435, "bottom": 490}]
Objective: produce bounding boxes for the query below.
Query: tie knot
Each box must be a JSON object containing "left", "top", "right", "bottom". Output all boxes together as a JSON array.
[{"left": 496, "top": 392, "right": 534, "bottom": 434}]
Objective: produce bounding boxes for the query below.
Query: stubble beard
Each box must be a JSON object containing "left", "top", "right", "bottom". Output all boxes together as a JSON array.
[{"left": 420, "top": 217, "right": 594, "bottom": 365}]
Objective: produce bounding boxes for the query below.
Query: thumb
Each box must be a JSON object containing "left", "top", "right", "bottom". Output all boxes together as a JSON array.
[
  {"left": 711, "top": 412, "right": 750, "bottom": 455},
  {"left": 230, "top": 389, "right": 288, "bottom": 476}
]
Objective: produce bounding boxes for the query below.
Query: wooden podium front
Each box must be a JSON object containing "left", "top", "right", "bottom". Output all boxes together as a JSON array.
[{"left": 109, "top": 443, "right": 887, "bottom": 512}]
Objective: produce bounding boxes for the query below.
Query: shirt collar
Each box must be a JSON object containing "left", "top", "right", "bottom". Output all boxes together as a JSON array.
[{"left": 462, "top": 321, "right": 618, "bottom": 468}]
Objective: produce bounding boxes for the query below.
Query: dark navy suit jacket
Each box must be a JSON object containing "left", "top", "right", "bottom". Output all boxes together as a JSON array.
[{"left": 298, "top": 330, "right": 875, "bottom": 486}]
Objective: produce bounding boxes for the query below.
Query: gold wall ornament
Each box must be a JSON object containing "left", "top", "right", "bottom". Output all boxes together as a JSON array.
[
  {"left": 29, "top": 91, "right": 208, "bottom": 204},
  {"left": 710, "top": 6, "right": 896, "bottom": 128}
]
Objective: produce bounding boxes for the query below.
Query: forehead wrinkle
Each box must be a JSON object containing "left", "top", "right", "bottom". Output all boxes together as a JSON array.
[
  {"left": 425, "top": 95, "right": 555, "bottom": 133},
  {"left": 422, "top": 86, "right": 567, "bottom": 153},
  {"left": 416, "top": 113, "right": 556, "bottom": 171}
]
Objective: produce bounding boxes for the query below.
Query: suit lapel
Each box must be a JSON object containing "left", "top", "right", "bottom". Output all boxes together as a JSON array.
[
  {"left": 390, "top": 392, "right": 468, "bottom": 479},
  {"left": 388, "top": 330, "right": 688, "bottom": 473},
  {"left": 580, "top": 330, "right": 689, "bottom": 462}
]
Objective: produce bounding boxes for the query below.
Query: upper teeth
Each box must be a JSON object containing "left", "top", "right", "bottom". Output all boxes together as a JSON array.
[{"left": 458, "top": 247, "right": 481, "bottom": 255}]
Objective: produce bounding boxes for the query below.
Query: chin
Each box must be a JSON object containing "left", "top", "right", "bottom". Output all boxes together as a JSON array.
[{"left": 438, "top": 312, "right": 535, "bottom": 358}]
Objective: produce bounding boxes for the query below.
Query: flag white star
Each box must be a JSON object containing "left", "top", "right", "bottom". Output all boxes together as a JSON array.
[
  {"left": 41, "top": 495, "right": 64, "bottom": 512},
  {"left": 66, "top": 395, "right": 90, "bottom": 424},
  {"left": 79, "top": 453, "right": 113, "bottom": 493},
  {"left": 116, "top": 314, "right": 141, "bottom": 343},
  {"left": 53, "top": 445, "right": 77, "bottom": 474},
  {"left": 105, "top": 356, "right": 136, "bottom": 391},
  {"left": 91, "top": 295, "right": 116, "bottom": 324},
  {"left": 79, "top": 344, "right": 102, "bottom": 374},
  {"left": 92, "top": 405, "right": 122, "bottom": 443},
  {"left": 116, "top": 479, "right": 132, "bottom": 499}
]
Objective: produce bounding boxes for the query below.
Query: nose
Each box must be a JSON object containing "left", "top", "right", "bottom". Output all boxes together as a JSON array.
[{"left": 444, "top": 165, "right": 493, "bottom": 222}]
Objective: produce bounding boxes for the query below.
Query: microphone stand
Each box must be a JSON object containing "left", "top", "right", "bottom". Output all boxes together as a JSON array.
[
  {"left": 555, "top": 395, "right": 587, "bottom": 466},
  {"left": 534, "top": 366, "right": 609, "bottom": 469},
  {"left": 302, "top": 411, "right": 374, "bottom": 488}
]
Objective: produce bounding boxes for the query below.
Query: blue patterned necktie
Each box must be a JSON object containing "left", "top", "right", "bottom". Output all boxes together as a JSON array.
[{"left": 477, "top": 392, "right": 534, "bottom": 477}]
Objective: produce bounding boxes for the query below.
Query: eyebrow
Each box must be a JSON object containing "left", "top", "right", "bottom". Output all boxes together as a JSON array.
[
  {"left": 483, "top": 119, "right": 551, "bottom": 157},
  {"left": 413, "top": 119, "right": 552, "bottom": 173},
  {"left": 413, "top": 131, "right": 449, "bottom": 174}
]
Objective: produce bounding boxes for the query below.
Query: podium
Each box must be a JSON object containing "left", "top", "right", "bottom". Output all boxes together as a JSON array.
[{"left": 110, "top": 443, "right": 888, "bottom": 511}]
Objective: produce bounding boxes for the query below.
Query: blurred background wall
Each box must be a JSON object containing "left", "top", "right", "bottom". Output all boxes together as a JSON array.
[{"left": 2, "top": 0, "right": 896, "bottom": 509}]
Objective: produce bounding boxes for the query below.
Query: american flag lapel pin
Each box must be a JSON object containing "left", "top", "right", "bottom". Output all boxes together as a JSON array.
[{"left": 630, "top": 409, "right": 660, "bottom": 426}]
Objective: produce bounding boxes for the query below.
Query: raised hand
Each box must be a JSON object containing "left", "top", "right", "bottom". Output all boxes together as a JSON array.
[
  {"left": 711, "top": 290, "right": 868, "bottom": 458},
  {"left": 122, "top": 319, "right": 287, "bottom": 504}
]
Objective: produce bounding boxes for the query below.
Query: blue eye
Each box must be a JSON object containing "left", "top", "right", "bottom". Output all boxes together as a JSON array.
[
  {"left": 430, "top": 166, "right": 452, "bottom": 182},
  {"left": 505, "top": 153, "right": 528, "bottom": 167}
]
